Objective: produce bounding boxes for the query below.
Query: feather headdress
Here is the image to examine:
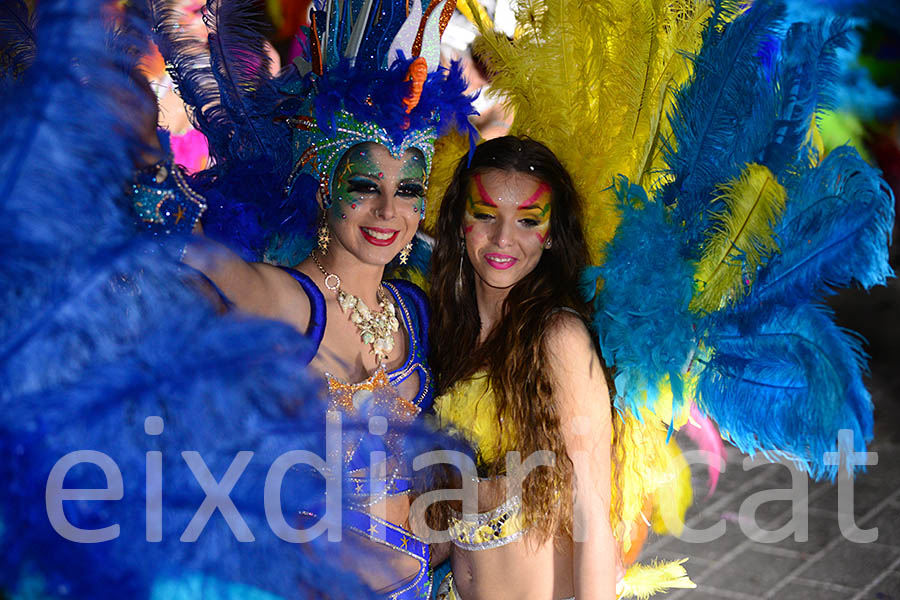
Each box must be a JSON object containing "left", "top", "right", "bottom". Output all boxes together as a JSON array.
[
  {"left": 451, "top": 0, "right": 892, "bottom": 591},
  {"left": 460, "top": 0, "right": 892, "bottom": 475},
  {"left": 0, "top": 0, "right": 468, "bottom": 596},
  {"left": 152, "top": 0, "right": 476, "bottom": 266}
]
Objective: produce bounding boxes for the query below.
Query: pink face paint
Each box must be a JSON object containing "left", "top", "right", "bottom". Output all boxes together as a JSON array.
[
  {"left": 473, "top": 174, "right": 498, "bottom": 207},
  {"left": 517, "top": 182, "right": 551, "bottom": 208},
  {"left": 463, "top": 176, "right": 499, "bottom": 230},
  {"left": 516, "top": 181, "right": 552, "bottom": 244}
]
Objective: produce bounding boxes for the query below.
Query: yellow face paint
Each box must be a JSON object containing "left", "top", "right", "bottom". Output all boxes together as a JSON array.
[
  {"left": 463, "top": 174, "right": 498, "bottom": 233},
  {"left": 516, "top": 181, "right": 552, "bottom": 243}
]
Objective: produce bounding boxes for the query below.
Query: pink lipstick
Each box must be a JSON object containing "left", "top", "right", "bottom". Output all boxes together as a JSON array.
[{"left": 484, "top": 253, "right": 518, "bottom": 270}]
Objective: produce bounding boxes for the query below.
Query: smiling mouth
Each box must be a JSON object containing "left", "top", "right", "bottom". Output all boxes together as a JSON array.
[
  {"left": 484, "top": 254, "right": 518, "bottom": 270},
  {"left": 360, "top": 226, "right": 399, "bottom": 246}
]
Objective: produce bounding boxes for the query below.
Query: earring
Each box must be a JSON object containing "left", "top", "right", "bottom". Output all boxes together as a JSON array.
[
  {"left": 454, "top": 239, "right": 466, "bottom": 300},
  {"left": 544, "top": 239, "right": 552, "bottom": 249},
  {"left": 399, "top": 241, "right": 413, "bottom": 265},
  {"left": 317, "top": 214, "right": 330, "bottom": 255}
]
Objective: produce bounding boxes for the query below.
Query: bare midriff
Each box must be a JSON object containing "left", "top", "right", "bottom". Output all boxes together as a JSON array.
[{"left": 449, "top": 477, "right": 575, "bottom": 600}]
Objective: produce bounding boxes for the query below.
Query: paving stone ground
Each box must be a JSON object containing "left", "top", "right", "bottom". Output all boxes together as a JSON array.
[{"left": 640, "top": 272, "right": 900, "bottom": 599}]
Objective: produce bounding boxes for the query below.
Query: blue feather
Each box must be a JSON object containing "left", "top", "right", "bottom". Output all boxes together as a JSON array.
[
  {"left": 0, "top": 0, "right": 459, "bottom": 597},
  {"left": 150, "top": 0, "right": 288, "bottom": 169},
  {"left": 762, "top": 19, "right": 851, "bottom": 175},
  {"left": 699, "top": 304, "right": 872, "bottom": 479},
  {"left": 661, "top": 0, "right": 786, "bottom": 247},
  {"left": 584, "top": 178, "right": 698, "bottom": 415},
  {"left": 204, "top": 0, "right": 284, "bottom": 164},
  {"left": 730, "top": 146, "right": 894, "bottom": 321},
  {"left": 782, "top": 0, "right": 898, "bottom": 119}
]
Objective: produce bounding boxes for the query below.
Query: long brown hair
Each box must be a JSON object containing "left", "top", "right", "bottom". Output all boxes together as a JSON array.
[{"left": 430, "top": 136, "right": 594, "bottom": 540}]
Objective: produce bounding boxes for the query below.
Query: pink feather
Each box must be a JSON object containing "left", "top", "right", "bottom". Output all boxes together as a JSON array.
[{"left": 684, "top": 404, "right": 727, "bottom": 497}]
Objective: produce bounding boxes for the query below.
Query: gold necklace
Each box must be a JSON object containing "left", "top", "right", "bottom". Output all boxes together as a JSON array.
[{"left": 311, "top": 252, "right": 400, "bottom": 363}]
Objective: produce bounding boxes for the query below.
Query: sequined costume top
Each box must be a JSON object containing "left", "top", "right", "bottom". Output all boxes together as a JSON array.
[
  {"left": 282, "top": 269, "right": 436, "bottom": 600},
  {"left": 282, "top": 268, "right": 434, "bottom": 493}
]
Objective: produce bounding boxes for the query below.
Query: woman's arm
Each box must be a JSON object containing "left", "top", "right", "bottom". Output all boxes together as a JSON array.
[
  {"left": 130, "top": 69, "right": 307, "bottom": 326},
  {"left": 545, "top": 313, "right": 620, "bottom": 600},
  {"left": 184, "top": 225, "right": 308, "bottom": 324}
]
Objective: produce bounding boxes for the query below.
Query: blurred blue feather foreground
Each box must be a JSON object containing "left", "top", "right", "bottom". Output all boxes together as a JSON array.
[{"left": 0, "top": 1, "right": 460, "bottom": 598}]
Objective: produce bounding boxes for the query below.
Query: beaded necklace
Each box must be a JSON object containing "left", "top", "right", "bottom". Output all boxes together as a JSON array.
[{"left": 312, "top": 252, "right": 399, "bottom": 363}]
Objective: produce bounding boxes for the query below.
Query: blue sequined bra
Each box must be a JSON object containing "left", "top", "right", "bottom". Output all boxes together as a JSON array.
[{"left": 281, "top": 269, "right": 433, "bottom": 492}]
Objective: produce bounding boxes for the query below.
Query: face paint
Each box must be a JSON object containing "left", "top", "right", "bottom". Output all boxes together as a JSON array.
[
  {"left": 331, "top": 147, "right": 384, "bottom": 216},
  {"left": 517, "top": 182, "right": 551, "bottom": 244},
  {"left": 398, "top": 152, "right": 427, "bottom": 218},
  {"left": 463, "top": 174, "right": 498, "bottom": 233}
]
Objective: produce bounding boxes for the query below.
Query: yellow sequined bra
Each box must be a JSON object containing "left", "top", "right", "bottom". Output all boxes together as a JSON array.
[{"left": 434, "top": 374, "right": 530, "bottom": 550}]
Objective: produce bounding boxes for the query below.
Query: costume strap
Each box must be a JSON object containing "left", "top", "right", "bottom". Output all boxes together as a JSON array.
[
  {"left": 386, "top": 279, "right": 430, "bottom": 358},
  {"left": 343, "top": 508, "right": 432, "bottom": 600},
  {"left": 277, "top": 267, "right": 327, "bottom": 365}
]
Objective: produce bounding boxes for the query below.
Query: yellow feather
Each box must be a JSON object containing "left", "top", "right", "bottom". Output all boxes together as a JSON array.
[
  {"left": 621, "top": 559, "right": 697, "bottom": 599},
  {"left": 613, "top": 408, "right": 687, "bottom": 551},
  {"left": 650, "top": 438, "right": 692, "bottom": 536},
  {"left": 458, "top": 0, "right": 493, "bottom": 31},
  {"left": 691, "top": 163, "right": 786, "bottom": 313},
  {"left": 470, "top": 0, "right": 712, "bottom": 262},
  {"left": 423, "top": 129, "right": 470, "bottom": 236}
]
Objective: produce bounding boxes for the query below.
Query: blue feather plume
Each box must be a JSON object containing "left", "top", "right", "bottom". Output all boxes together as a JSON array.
[
  {"left": 0, "top": 0, "right": 461, "bottom": 596},
  {"left": 590, "top": 0, "right": 893, "bottom": 481},
  {"left": 150, "top": 0, "right": 289, "bottom": 169},
  {"left": 762, "top": 18, "right": 851, "bottom": 175},
  {"left": 661, "top": 0, "right": 786, "bottom": 247},
  {"left": 583, "top": 178, "right": 698, "bottom": 415},
  {"left": 699, "top": 304, "right": 872, "bottom": 479},
  {"left": 730, "top": 146, "right": 894, "bottom": 322}
]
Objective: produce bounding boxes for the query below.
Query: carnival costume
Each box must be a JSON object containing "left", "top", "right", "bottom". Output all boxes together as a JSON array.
[
  {"left": 422, "top": 0, "right": 894, "bottom": 597},
  {"left": 0, "top": 0, "right": 476, "bottom": 597},
  {"left": 150, "top": 0, "right": 478, "bottom": 595}
]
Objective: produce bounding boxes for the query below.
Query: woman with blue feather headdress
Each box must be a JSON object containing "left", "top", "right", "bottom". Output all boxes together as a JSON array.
[
  {"left": 135, "top": 0, "right": 479, "bottom": 596},
  {"left": 0, "top": 0, "right": 474, "bottom": 597}
]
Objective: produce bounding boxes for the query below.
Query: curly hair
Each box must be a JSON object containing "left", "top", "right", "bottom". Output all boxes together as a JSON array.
[{"left": 430, "top": 136, "right": 611, "bottom": 541}]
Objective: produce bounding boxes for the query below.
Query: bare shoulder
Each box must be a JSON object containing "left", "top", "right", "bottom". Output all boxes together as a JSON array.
[
  {"left": 244, "top": 262, "right": 312, "bottom": 330},
  {"left": 544, "top": 309, "right": 610, "bottom": 416},
  {"left": 544, "top": 310, "right": 595, "bottom": 360}
]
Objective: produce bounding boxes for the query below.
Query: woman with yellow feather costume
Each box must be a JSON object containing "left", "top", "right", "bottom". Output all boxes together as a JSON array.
[
  {"left": 419, "top": 0, "right": 894, "bottom": 597},
  {"left": 0, "top": 0, "right": 891, "bottom": 596}
]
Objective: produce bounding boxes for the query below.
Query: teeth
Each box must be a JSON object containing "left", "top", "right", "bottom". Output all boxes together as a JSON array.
[
  {"left": 362, "top": 228, "right": 395, "bottom": 240},
  {"left": 489, "top": 256, "right": 514, "bottom": 263}
]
